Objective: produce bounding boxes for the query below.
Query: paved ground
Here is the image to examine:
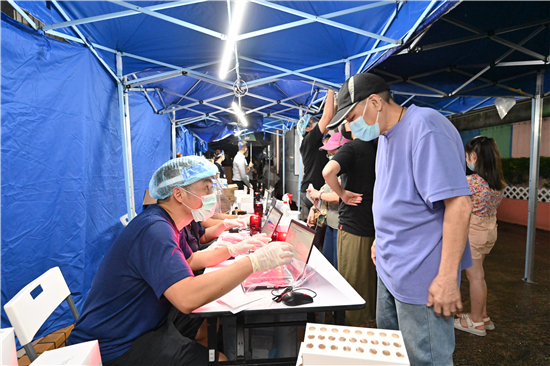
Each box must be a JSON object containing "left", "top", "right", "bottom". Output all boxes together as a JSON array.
[{"left": 454, "top": 222, "right": 550, "bottom": 366}]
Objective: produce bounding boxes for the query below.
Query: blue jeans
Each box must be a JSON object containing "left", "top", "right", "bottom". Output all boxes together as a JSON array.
[
  {"left": 322, "top": 226, "right": 338, "bottom": 269},
  {"left": 377, "top": 277, "right": 454, "bottom": 366}
]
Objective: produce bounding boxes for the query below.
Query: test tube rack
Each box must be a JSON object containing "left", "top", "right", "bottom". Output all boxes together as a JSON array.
[{"left": 296, "top": 323, "right": 410, "bottom": 366}]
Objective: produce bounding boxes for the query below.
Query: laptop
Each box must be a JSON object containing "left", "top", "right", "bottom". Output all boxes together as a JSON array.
[
  {"left": 261, "top": 206, "right": 282, "bottom": 238},
  {"left": 242, "top": 219, "right": 316, "bottom": 290}
]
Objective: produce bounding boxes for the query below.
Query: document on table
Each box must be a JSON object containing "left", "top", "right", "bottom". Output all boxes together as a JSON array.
[{"left": 216, "top": 285, "right": 270, "bottom": 314}]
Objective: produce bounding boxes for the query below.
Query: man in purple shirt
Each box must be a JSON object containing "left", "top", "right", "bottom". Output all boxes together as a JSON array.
[{"left": 328, "top": 73, "right": 472, "bottom": 366}]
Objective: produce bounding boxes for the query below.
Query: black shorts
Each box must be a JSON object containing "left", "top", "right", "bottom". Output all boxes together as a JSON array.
[{"left": 105, "top": 308, "right": 208, "bottom": 366}]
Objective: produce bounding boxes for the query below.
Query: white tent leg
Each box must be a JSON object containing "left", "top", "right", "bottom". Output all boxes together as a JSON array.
[
  {"left": 116, "top": 52, "right": 136, "bottom": 221},
  {"left": 171, "top": 116, "right": 177, "bottom": 158},
  {"left": 524, "top": 70, "right": 544, "bottom": 283}
]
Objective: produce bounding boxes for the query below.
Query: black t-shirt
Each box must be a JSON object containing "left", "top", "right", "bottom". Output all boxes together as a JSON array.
[
  {"left": 183, "top": 220, "right": 206, "bottom": 252},
  {"left": 299, "top": 124, "right": 329, "bottom": 192},
  {"left": 332, "top": 138, "right": 377, "bottom": 237},
  {"left": 215, "top": 162, "right": 225, "bottom": 178}
]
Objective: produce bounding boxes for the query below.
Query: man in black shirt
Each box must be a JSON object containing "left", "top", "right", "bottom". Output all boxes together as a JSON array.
[{"left": 323, "top": 122, "right": 377, "bottom": 326}]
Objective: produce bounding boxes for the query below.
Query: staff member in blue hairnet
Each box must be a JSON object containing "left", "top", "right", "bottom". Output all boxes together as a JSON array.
[{"left": 67, "top": 156, "right": 293, "bottom": 365}]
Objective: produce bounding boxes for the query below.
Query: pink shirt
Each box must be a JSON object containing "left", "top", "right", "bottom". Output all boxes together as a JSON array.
[{"left": 468, "top": 174, "right": 503, "bottom": 217}]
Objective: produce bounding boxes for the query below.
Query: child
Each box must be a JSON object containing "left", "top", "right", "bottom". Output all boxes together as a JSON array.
[{"left": 455, "top": 136, "right": 506, "bottom": 336}]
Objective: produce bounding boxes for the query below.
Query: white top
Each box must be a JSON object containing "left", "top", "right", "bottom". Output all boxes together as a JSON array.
[{"left": 232, "top": 152, "right": 248, "bottom": 182}]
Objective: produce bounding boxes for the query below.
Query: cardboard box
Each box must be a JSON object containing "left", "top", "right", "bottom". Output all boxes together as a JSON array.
[
  {"left": 223, "top": 184, "right": 239, "bottom": 205},
  {"left": 143, "top": 190, "right": 157, "bottom": 207}
]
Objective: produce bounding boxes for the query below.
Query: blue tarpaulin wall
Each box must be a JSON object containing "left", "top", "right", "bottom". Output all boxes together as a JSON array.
[{"left": 1, "top": 14, "right": 171, "bottom": 340}]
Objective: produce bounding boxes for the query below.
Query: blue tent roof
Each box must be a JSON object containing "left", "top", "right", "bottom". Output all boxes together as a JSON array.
[
  {"left": 367, "top": 1, "right": 550, "bottom": 116},
  {"left": 15, "top": 0, "right": 453, "bottom": 141}
]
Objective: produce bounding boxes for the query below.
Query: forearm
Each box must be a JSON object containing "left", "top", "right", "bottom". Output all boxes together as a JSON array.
[
  {"left": 212, "top": 212, "right": 238, "bottom": 220},
  {"left": 202, "top": 222, "right": 227, "bottom": 243},
  {"left": 439, "top": 196, "right": 472, "bottom": 278},
  {"left": 320, "top": 191, "right": 339, "bottom": 204},
  {"left": 318, "top": 91, "right": 335, "bottom": 135},
  {"left": 322, "top": 162, "right": 343, "bottom": 196},
  {"left": 188, "top": 247, "right": 232, "bottom": 271},
  {"left": 166, "top": 257, "right": 254, "bottom": 313}
]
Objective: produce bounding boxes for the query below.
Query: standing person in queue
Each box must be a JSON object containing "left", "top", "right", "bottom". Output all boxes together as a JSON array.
[
  {"left": 67, "top": 156, "right": 293, "bottom": 365},
  {"left": 213, "top": 150, "right": 226, "bottom": 179},
  {"left": 306, "top": 132, "right": 351, "bottom": 269},
  {"left": 322, "top": 124, "right": 377, "bottom": 327},
  {"left": 297, "top": 90, "right": 335, "bottom": 250},
  {"left": 454, "top": 136, "right": 505, "bottom": 336},
  {"left": 328, "top": 73, "right": 472, "bottom": 366},
  {"left": 232, "top": 141, "right": 252, "bottom": 190},
  {"left": 297, "top": 91, "right": 335, "bottom": 220}
]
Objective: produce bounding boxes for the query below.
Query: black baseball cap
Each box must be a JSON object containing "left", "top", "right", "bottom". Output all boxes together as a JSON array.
[{"left": 327, "top": 73, "right": 390, "bottom": 130}]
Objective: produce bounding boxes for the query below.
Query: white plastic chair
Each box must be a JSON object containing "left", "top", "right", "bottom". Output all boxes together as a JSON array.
[
  {"left": 30, "top": 340, "right": 102, "bottom": 366},
  {"left": 3, "top": 267, "right": 80, "bottom": 362},
  {"left": 0, "top": 327, "right": 18, "bottom": 366}
]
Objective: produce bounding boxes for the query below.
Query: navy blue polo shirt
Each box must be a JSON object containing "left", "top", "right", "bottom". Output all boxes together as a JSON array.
[{"left": 67, "top": 205, "right": 194, "bottom": 362}]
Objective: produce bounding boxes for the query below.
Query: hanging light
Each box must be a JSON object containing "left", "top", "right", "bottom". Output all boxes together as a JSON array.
[
  {"left": 219, "top": 0, "right": 247, "bottom": 79},
  {"left": 232, "top": 101, "right": 248, "bottom": 127}
]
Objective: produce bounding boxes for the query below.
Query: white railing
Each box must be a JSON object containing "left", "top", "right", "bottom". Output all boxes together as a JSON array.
[{"left": 503, "top": 186, "right": 549, "bottom": 203}]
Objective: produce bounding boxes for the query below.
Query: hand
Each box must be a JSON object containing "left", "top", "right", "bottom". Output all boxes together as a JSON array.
[
  {"left": 340, "top": 190, "right": 363, "bottom": 206},
  {"left": 248, "top": 161, "right": 254, "bottom": 168},
  {"left": 371, "top": 239, "right": 376, "bottom": 266},
  {"left": 248, "top": 241, "right": 293, "bottom": 272},
  {"left": 426, "top": 274, "right": 463, "bottom": 318},
  {"left": 228, "top": 237, "right": 266, "bottom": 257},
  {"left": 223, "top": 218, "right": 247, "bottom": 229},
  {"left": 308, "top": 188, "right": 320, "bottom": 200},
  {"left": 203, "top": 239, "right": 233, "bottom": 251},
  {"left": 251, "top": 233, "right": 272, "bottom": 244},
  {"left": 307, "top": 208, "right": 316, "bottom": 228}
]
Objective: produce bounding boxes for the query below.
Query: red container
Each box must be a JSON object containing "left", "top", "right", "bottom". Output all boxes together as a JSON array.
[
  {"left": 254, "top": 203, "right": 263, "bottom": 216},
  {"left": 250, "top": 214, "right": 261, "bottom": 234},
  {"left": 277, "top": 231, "right": 287, "bottom": 242}
]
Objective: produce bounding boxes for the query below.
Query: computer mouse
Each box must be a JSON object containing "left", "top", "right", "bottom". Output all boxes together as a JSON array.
[{"left": 281, "top": 292, "right": 313, "bottom": 306}]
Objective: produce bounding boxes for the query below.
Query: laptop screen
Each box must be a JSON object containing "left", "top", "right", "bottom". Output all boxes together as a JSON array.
[
  {"left": 285, "top": 220, "right": 316, "bottom": 277},
  {"left": 261, "top": 207, "right": 282, "bottom": 238}
]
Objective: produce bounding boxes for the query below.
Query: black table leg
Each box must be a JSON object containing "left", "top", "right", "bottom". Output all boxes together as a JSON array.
[
  {"left": 208, "top": 317, "right": 218, "bottom": 365},
  {"left": 335, "top": 311, "right": 345, "bottom": 325}
]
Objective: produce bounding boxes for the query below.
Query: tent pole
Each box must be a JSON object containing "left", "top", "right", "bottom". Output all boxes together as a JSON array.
[
  {"left": 297, "top": 110, "right": 303, "bottom": 213},
  {"left": 282, "top": 127, "right": 286, "bottom": 195},
  {"left": 116, "top": 52, "right": 136, "bottom": 221},
  {"left": 267, "top": 144, "right": 271, "bottom": 190},
  {"left": 171, "top": 119, "right": 177, "bottom": 159},
  {"left": 524, "top": 70, "right": 544, "bottom": 284}
]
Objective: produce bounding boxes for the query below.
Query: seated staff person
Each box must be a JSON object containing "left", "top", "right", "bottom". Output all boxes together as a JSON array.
[{"left": 67, "top": 156, "right": 293, "bottom": 365}]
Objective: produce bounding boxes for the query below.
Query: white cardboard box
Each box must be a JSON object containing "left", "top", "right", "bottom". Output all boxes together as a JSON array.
[
  {"left": 30, "top": 340, "right": 102, "bottom": 366},
  {"left": 1, "top": 328, "right": 18, "bottom": 366},
  {"left": 300, "top": 323, "right": 409, "bottom": 365}
]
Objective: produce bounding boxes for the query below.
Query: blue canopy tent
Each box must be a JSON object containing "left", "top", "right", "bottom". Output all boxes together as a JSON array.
[
  {"left": 362, "top": 0, "right": 550, "bottom": 284},
  {"left": 2, "top": 0, "right": 454, "bottom": 342}
]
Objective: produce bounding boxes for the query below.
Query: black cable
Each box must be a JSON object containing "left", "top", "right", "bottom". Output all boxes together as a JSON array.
[{"left": 270, "top": 286, "right": 317, "bottom": 303}]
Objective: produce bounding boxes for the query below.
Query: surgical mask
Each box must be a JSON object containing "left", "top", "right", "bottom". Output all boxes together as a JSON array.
[
  {"left": 467, "top": 163, "right": 475, "bottom": 171},
  {"left": 181, "top": 190, "right": 218, "bottom": 222},
  {"left": 327, "top": 154, "right": 334, "bottom": 160},
  {"left": 349, "top": 100, "right": 380, "bottom": 142}
]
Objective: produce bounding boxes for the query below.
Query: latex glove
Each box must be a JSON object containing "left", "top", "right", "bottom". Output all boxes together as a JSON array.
[
  {"left": 203, "top": 239, "right": 232, "bottom": 251},
  {"left": 223, "top": 218, "right": 247, "bottom": 229},
  {"left": 248, "top": 241, "right": 293, "bottom": 272},
  {"left": 251, "top": 233, "right": 272, "bottom": 244},
  {"left": 228, "top": 237, "right": 265, "bottom": 257}
]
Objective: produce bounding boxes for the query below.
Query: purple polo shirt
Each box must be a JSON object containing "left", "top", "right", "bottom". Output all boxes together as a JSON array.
[{"left": 373, "top": 104, "right": 473, "bottom": 305}]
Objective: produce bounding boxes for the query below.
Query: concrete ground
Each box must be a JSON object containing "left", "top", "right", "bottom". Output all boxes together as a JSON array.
[{"left": 454, "top": 222, "right": 550, "bottom": 366}]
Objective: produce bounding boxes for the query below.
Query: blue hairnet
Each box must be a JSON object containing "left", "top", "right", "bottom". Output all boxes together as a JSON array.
[
  {"left": 297, "top": 114, "right": 316, "bottom": 137},
  {"left": 149, "top": 156, "right": 219, "bottom": 200}
]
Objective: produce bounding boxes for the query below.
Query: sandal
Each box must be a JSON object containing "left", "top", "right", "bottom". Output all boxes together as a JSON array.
[
  {"left": 454, "top": 314, "right": 486, "bottom": 336},
  {"left": 484, "top": 317, "right": 495, "bottom": 331}
]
